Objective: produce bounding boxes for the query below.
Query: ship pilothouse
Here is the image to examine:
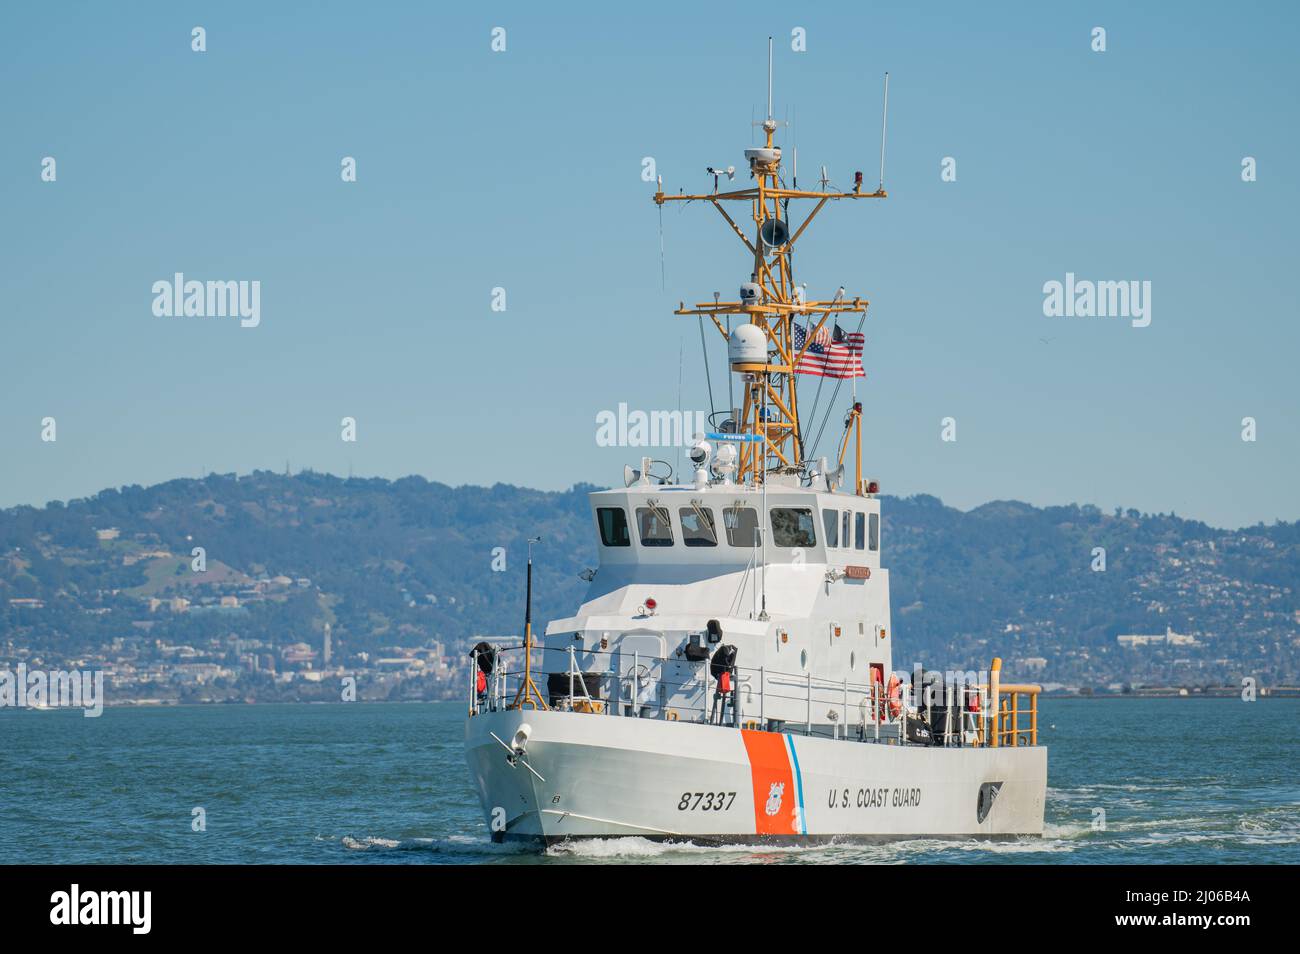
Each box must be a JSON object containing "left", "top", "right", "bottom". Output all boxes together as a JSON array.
[
  {"left": 463, "top": 41, "right": 1047, "bottom": 845},
  {"left": 531, "top": 35, "right": 894, "bottom": 736},
  {"left": 539, "top": 458, "right": 893, "bottom": 734}
]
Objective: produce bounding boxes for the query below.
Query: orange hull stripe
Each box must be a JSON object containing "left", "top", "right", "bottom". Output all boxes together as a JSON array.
[{"left": 741, "top": 729, "right": 797, "bottom": 836}]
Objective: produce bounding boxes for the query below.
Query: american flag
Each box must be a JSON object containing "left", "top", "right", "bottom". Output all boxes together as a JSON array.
[{"left": 793, "top": 322, "right": 865, "bottom": 378}]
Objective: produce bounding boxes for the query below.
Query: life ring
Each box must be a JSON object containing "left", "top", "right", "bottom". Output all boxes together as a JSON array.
[{"left": 887, "top": 674, "right": 903, "bottom": 718}]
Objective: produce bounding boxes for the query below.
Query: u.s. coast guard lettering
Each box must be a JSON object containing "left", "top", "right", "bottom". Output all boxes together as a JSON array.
[{"left": 828, "top": 787, "right": 923, "bottom": 809}]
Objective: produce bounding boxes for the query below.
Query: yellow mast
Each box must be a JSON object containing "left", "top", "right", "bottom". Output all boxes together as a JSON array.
[{"left": 653, "top": 45, "right": 886, "bottom": 491}]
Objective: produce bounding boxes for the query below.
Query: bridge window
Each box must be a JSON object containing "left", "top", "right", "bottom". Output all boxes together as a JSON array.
[
  {"left": 596, "top": 507, "right": 630, "bottom": 547},
  {"left": 679, "top": 507, "right": 718, "bottom": 547},
  {"left": 723, "top": 507, "right": 760, "bottom": 547},
  {"left": 636, "top": 507, "right": 674, "bottom": 547},
  {"left": 842, "top": 511, "right": 851, "bottom": 547},
  {"left": 822, "top": 509, "right": 839, "bottom": 548},
  {"left": 869, "top": 512, "right": 880, "bottom": 551},
  {"left": 855, "top": 512, "right": 865, "bottom": 550},
  {"left": 771, "top": 507, "right": 817, "bottom": 548}
]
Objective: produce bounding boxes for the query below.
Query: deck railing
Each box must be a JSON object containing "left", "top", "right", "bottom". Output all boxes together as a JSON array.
[
  {"left": 469, "top": 644, "right": 1041, "bottom": 748},
  {"left": 990, "top": 685, "right": 1040, "bottom": 747},
  {"left": 982, "top": 656, "right": 1040, "bottom": 747}
]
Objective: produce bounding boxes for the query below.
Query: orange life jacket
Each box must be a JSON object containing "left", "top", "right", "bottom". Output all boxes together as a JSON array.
[{"left": 887, "top": 675, "right": 903, "bottom": 717}]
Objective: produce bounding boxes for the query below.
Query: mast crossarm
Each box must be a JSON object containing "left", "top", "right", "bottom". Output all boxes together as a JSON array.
[
  {"left": 654, "top": 188, "right": 886, "bottom": 204},
  {"left": 673, "top": 299, "right": 866, "bottom": 316}
]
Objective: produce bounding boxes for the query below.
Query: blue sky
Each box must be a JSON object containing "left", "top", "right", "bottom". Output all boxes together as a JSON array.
[{"left": 1, "top": 1, "right": 1296, "bottom": 528}]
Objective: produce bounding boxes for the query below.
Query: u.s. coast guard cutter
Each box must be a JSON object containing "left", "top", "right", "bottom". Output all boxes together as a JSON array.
[{"left": 464, "top": 46, "right": 1047, "bottom": 846}]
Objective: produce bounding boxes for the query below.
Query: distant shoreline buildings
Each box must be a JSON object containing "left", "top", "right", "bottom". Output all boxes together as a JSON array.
[{"left": 1117, "top": 626, "right": 1198, "bottom": 648}]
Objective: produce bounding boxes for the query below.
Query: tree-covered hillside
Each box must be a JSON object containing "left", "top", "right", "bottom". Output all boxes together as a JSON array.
[{"left": 1, "top": 473, "right": 1296, "bottom": 686}]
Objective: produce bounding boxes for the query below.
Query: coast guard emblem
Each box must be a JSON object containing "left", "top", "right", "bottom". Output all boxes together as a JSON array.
[{"left": 765, "top": 782, "right": 785, "bottom": 816}]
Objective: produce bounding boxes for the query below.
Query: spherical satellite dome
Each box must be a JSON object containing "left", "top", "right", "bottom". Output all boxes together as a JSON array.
[{"left": 728, "top": 323, "right": 768, "bottom": 366}]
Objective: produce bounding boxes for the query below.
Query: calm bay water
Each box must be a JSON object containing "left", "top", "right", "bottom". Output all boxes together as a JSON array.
[{"left": 1, "top": 698, "right": 1296, "bottom": 864}]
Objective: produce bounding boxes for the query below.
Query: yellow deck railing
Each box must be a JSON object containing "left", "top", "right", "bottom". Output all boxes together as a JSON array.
[{"left": 983, "top": 657, "right": 1040, "bottom": 747}]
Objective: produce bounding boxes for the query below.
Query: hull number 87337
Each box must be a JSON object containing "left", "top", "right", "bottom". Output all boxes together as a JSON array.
[{"left": 677, "top": 792, "right": 737, "bottom": 811}]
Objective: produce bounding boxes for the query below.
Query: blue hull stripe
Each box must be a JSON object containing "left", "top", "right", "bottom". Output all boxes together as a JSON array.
[{"left": 784, "top": 733, "right": 808, "bottom": 835}]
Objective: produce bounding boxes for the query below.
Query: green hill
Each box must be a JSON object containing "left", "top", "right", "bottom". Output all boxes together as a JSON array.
[{"left": 1, "top": 472, "right": 1296, "bottom": 687}]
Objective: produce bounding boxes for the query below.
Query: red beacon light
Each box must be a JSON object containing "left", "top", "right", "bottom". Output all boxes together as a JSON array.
[
  {"left": 853, "top": 170, "right": 863, "bottom": 191},
  {"left": 866, "top": 480, "right": 880, "bottom": 495}
]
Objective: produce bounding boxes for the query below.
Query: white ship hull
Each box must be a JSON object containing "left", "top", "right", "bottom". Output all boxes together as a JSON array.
[{"left": 465, "top": 708, "right": 1046, "bottom": 845}]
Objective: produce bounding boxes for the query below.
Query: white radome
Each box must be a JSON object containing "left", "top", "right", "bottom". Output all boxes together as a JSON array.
[{"left": 728, "top": 323, "right": 768, "bottom": 366}]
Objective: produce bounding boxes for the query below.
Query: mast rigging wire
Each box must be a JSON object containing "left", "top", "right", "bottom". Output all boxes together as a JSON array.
[
  {"left": 657, "top": 204, "right": 666, "bottom": 291},
  {"left": 805, "top": 312, "right": 868, "bottom": 463},
  {"left": 699, "top": 316, "right": 717, "bottom": 422},
  {"left": 807, "top": 377, "right": 844, "bottom": 463},
  {"left": 676, "top": 336, "right": 685, "bottom": 480},
  {"left": 725, "top": 315, "right": 734, "bottom": 421},
  {"left": 801, "top": 366, "right": 828, "bottom": 459}
]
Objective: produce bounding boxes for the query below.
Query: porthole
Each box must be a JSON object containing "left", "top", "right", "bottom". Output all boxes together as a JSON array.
[
  {"left": 800, "top": 649, "right": 808, "bottom": 670},
  {"left": 850, "top": 652, "right": 857, "bottom": 669}
]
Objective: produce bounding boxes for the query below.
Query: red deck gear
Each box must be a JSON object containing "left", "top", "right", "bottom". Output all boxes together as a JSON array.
[{"left": 887, "top": 674, "right": 903, "bottom": 717}]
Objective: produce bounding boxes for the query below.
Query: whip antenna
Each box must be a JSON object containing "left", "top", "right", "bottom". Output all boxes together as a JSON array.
[
  {"left": 878, "top": 72, "right": 890, "bottom": 191},
  {"left": 766, "top": 36, "right": 774, "bottom": 121}
]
